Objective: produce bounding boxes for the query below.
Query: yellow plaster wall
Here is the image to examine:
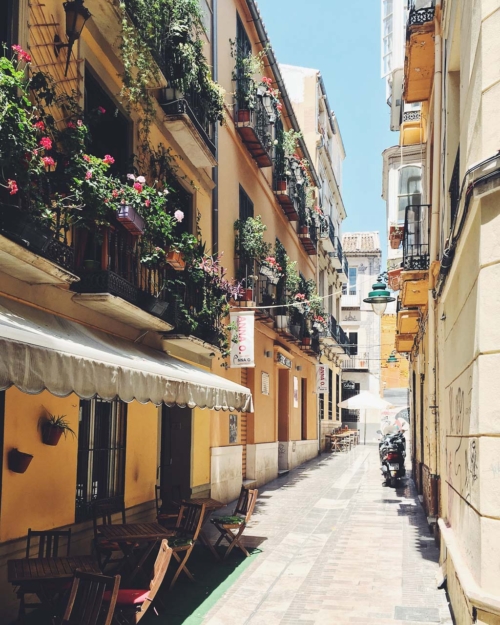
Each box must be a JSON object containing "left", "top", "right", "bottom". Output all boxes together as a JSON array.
[
  {"left": 1, "top": 388, "right": 79, "bottom": 542},
  {"left": 381, "top": 314, "right": 409, "bottom": 389},
  {"left": 192, "top": 408, "right": 211, "bottom": 488},
  {"left": 124, "top": 402, "right": 159, "bottom": 509}
]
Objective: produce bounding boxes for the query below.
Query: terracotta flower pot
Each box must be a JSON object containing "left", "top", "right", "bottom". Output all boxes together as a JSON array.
[
  {"left": 299, "top": 225, "right": 309, "bottom": 235},
  {"left": 302, "top": 337, "right": 311, "bottom": 346},
  {"left": 242, "top": 288, "right": 253, "bottom": 301},
  {"left": 42, "top": 424, "right": 64, "bottom": 446},
  {"left": 8, "top": 449, "right": 33, "bottom": 474},
  {"left": 166, "top": 250, "right": 186, "bottom": 271},
  {"left": 237, "top": 109, "right": 250, "bottom": 123},
  {"left": 277, "top": 179, "right": 287, "bottom": 191},
  {"left": 390, "top": 235, "right": 402, "bottom": 249}
]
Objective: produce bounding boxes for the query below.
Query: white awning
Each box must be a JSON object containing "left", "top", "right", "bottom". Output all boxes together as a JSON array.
[{"left": 0, "top": 296, "right": 252, "bottom": 412}]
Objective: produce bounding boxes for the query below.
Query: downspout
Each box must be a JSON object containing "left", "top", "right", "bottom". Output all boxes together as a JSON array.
[
  {"left": 427, "top": 1, "right": 442, "bottom": 510},
  {"left": 211, "top": 0, "right": 219, "bottom": 254}
]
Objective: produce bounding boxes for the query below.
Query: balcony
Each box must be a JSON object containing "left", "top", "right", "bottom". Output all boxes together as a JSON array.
[
  {"left": 71, "top": 227, "right": 173, "bottom": 332},
  {"left": 341, "top": 293, "right": 360, "bottom": 308},
  {"left": 273, "top": 155, "right": 300, "bottom": 222},
  {"left": 403, "top": 0, "right": 436, "bottom": 103},
  {"left": 235, "top": 81, "right": 274, "bottom": 167},
  {"left": 342, "top": 353, "right": 370, "bottom": 371},
  {"left": 0, "top": 203, "right": 78, "bottom": 286},
  {"left": 400, "top": 108, "right": 424, "bottom": 146},
  {"left": 340, "top": 255, "right": 349, "bottom": 284},
  {"left": 397, "top": 308, "right": 420, "bottom": 335},
  {"left": 298, "top": 196, "right": 318, "bottom": 256},
  {"left": 395, "top": 333, "right": 415, "bottom": 353},
  {"left": 401, "top": 204, "right": 430, "bottom": 306},
  {"left": 329, "top": 235, "right": 344, "bottom": 273},
  {"left": 159, "top": 87, "right": 217, "bottom": 168}
]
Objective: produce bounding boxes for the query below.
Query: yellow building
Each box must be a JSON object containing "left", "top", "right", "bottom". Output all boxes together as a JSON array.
[{"left": 381, "top": 314, "right": 409, "bottom": 391}]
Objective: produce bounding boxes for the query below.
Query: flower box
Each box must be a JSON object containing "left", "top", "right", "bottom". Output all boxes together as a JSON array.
[
  {"left": 166, "top": 250, "right": 186, "bottom": 271},
  {"left": 117, "top": 205, "right": 145, "bottom": 235}
]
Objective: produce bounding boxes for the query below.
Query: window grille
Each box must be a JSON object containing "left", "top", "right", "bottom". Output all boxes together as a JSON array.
[
  {"left": 239, "top": 185, "right": 254, "bottom": 221},
  {"left": 75, "top": 398, "right": 127, "bottom": 522}
]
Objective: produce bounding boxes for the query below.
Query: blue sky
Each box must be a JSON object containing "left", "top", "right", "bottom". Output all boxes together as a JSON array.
[{"left": 256, "top": 0, "right": 396, "bottom": 238}]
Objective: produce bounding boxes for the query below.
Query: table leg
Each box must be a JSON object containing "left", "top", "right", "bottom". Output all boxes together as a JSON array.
[
  {"left": 197, "top": 529, "right": 221, "bottom": 562},
  {"left": 126, "top": 540, "right": 159, "bottom": 585}
]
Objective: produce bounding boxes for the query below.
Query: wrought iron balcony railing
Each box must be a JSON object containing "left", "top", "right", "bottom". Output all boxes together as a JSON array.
[
  {"left": 408, "top": 0, "right": 435, "bottom": 27},
  {"left": 403, "top": 204, "right": 431, "bottom": 271},
  {"left": 235, "top": 78, "right": 274, "bottom": 167}
]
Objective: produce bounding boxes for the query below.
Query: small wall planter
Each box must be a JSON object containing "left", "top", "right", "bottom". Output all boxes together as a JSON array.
[
  {"left": 117, "top": 205, "right": 145, "bottom": 235},
  {"left": 165, "top": 250, "right": 186, "bottom": 271},
  {"left": 42, "top": 424, "right": 64, "bottom": 446},
  {"left": 8, "top": 449, "right": 33, "bottom": 474}
]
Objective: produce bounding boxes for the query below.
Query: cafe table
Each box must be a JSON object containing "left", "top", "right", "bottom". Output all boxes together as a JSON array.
[
  {"left": 183, "top": 497, "right": 225, "bottom": 561},
  {"left": 96, "top": 522, "right": 173, "bottom": 583}
]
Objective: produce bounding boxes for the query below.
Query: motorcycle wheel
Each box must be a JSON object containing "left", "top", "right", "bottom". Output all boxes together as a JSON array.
[{"left": 390, "top": 476, "right": 398, "bottom": 488}]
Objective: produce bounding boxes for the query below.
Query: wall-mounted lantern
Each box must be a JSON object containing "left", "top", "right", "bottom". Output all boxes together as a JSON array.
[{"left": 54, "top": 0, "right": 91, "bottom": 76}]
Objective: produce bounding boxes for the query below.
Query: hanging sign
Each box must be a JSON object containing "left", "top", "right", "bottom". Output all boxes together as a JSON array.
[
  {"left": 230, "top": 311, "right": 255, "bottom": 368},
  {"left": 316, "top": 364, "right": 328, "bottom": 394}
]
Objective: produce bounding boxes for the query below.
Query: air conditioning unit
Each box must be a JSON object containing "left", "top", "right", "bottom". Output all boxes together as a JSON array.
[{"left": 390, "top": 68, "right": 404, "bottom": 132}]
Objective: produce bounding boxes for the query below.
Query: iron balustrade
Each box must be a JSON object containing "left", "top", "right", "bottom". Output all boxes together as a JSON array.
[
  {"left": 342, "top": 255, "right": 349, "bottom": 279},
  {"left": 403, "top": 204, "right": 431, "bottom": 271},
  {"left": 235, "top": 77, "right": 274, "bottom": 162},
  {"left": 407, "top": 0, "right": 435, "bottom": 27}
]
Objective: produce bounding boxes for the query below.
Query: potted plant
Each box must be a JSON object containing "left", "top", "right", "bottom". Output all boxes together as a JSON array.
[
  {"left": 166, "top": 249, "right": 186, "bottom": 270},
  {"left": 302, "top": 330, "right": 311, "bottom": 346},
  {"left": 117, "top": 204, "right": 145, "bottom": 235},
  {"left": 275, "top": 310, "right": 289, "bottom": 331},
  {"left": 39, "top": 414, "right": 76, "bottom": 446},
  {"left": 8, "top": 449, "right": 34, "bottom": 473},
  {"left": 389, "top": 225, "right": 404, "bottom": 249},
  {"left": 231, "top": 44, "right": 267, "bottom": 121}
]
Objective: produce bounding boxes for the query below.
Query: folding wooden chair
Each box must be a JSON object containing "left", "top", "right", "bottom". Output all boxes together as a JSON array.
[
  {"left": 210, "top": 487, "right": 258, "bottom": 559},
  {"left": 61, "top": 570, "right": 120, "bottom": 625},
  {"left": 167, "top": 502, "right": 205, "bottom": 590},
  {"left": 104, "top": 539, "right": 172, "bottom": 624},
  {"left": 17, "top": 529, "right": 72, "bottom": 620},
  {"left": 155, "top": 485, "right": 182, "bottom": 529},
  {"left": 92, "top": 497, "right": 127, "bottom": 571}
]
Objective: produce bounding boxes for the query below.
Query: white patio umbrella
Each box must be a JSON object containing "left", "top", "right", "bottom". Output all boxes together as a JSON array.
[{"left": 338, "top": 391, "right": 393, "bottom": 444}]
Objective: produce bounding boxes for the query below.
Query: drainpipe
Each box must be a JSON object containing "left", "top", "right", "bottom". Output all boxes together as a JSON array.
[
  {"left": 211, "top": 0, "right": 219, "bottom": 254},
  {"left": 427, "top": 0, "right": 442, "bottom": 511}
]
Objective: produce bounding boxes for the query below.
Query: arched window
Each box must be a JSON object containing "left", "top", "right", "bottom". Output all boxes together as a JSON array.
[{"left": 398, "top": 165, "right": 422, "bottom": 223}]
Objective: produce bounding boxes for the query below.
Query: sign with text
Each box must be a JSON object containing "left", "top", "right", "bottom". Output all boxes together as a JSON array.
[
  {"left": 316, "top": 364, "right": 328, "bottom": 394},
  {"left": 230, "top": 311, "right": 255, "bottom": 368},
  {"left": 276, "top": 352, "right": 292, "bottom": 369}
]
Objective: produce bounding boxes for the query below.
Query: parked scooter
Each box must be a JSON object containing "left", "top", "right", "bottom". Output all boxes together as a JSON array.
[{"left": 378, "top": 426, "right": 406, "bottom": 487}]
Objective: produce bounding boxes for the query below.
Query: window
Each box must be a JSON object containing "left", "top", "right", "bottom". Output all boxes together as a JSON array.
[
  {"left": 239, "top": 185, "right": 254, "bottom": 221},
  {"left": 328, "top": 369, "right": 333, "bottom": 420},
  {"left": 342, "top": 381, "right": 360, "bottom": 422},
  {"left": 319, "top": 270, "right": 325, "bottom": 298},
  {"left": 398, "top": 165, "right": 422, "bottom": 223},
  {"left": 319, "top": 393, "right": 325, "bottom": 420},
  {"left": 348, "top": 267, "right": 357, "bottom": 296},
  {"left": 0, "top": 0, "right": 17, "bottom": 51},
  {"left": 335, "top": 374, "right": 340, "bottom": 421},
  {"left": 236, "top": 13, "right": 251, "bottom": 58},
  {"left": 301, "top": 378, "right": 307, "bottom": 440},
  {"left": 75, "top": 398, "right": 127, "bottom": 522},
  {"left": 381, "top": 0, "right": 394, "bottom": 77},
  {"left": 328, "top": 285, "right": 333, "bottom": 316},
  {"left": 349, "top": 332, "right": 358, "bottom": 356}
]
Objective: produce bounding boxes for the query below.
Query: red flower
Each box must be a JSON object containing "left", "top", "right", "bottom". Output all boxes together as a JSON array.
[
  {"left": 7, "top": 180, "right": 18, "bottom": 195},
  {"left": 112, "top": 189, "right": 119, "bottom": 198},
  {"left": 144, "top": 199, "right": 151, "bottom": 207},
  {"left": 33, "top": 121, "right": 45, "bottom": 131},
  {"left": 39, "top": 137, "right": 52, "bottom": 150},
  {"left": 103, "top": 154, "right": 115, "bottom": 165},
  {"left": 85, "top": 171, "right": 92, "bottom": 180},
  {"left": 133, "top": 182, "right": 143, "bottom": 192},
  {"left": 42, "top": 156, "right": 55, "bottom": 167},
  {"left": 67, "top": 121, "right": 76, "bottom": 129},
  {"left": 12, "top": 44, "right": 31, "bottom": 63},
  {"left": 83, "top": 154, "right": 90, "bottom": 162},
  {"left": 97, "top": 106, "right": 106, "bottom": 114}
]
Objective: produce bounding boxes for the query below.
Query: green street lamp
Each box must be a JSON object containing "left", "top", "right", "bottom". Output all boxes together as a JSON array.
[
  {"left": 363, "top": 279, "right": 395, "bottom": 316},
  {"left": 387, "top": 352, "right": 398, "bottom": 367}
]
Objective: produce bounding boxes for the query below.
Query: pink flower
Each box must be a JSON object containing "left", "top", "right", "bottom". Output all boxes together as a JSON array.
[
  {"left": 174, "top": 210, "right": 184, "bottom": 222},
  {"left": 276, "top": 103, "right": 283, "bottom": 112},
  {"left": 136, "top": 175, "right": 146, "bottom": 184},
  {"left": 33, "top": 121, "right": 45, "bottom": 131},
  {"left": 85, "top": 170, "right": 92, "bottom": 180},
  {"left": 144, "top": 199, "right": 151, "bottom": 208},
  {"left": 97, "top": 106, "right": 106, "bottom": 114},
  {"left": 127, "top": 173, "right": 135, "bottom": 180},
  {"left": 12, "top": 44, "right": 31, "bottom": 63},
  {"left": 295, "top": 293, "right": 306, "bottom": 301},
  {"left": 7, "top": 180, "right": 18, "bottom": 195},
  {"left": 133, "top": 182, "right": 143, "bottom": 192},
  {"left": 42, "top": 156, "right": 55, "bottom": 167},
  {"left": 67, "top": 121, "right": 76, "bottom": 129},
  {"left": 112, "top": 189, "right": 119, "bottom": 198},
  {"left": 83, "top": 154, "right": 90, "bottom": 162},
  {"left": 103, "top": 154, "right": 115, "bottom": 165},
  {"left": 77, "top": 120, "right": 83, "bottom": 127},
  {"left": 39, "top": 137, "right": 52, "bottom": 150}
]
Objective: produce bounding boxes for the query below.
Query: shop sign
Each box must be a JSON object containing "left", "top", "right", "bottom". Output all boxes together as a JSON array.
[
  {"left": 343, "top": 380, "right": 356, "bottom": 390},
  {"left": 230, "top": 311, "right": 255, "bottom": 368},
  {"left": 316, "top": 364, "right": 328, "bottom": 394},
  {"left": 276, "top": 352, "right": 292, "bottom": 369}
]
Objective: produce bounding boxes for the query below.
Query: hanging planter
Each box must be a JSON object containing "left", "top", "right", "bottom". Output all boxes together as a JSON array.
[
  {"left": 117, "top": 205, "right": 145, "bottom": 235},
  {"left": 42, "top": 424, "right": 64, "bottom": 446},
  {"left": 165, "top": 250, "right": 186, "bottom": 271},
  {"left": 389, "top": 226, "right": 404, "bottom": 250},
  {"left": 387, "top": 267, "right": 403, "bottom": 292},
  {"left": 8, "top": 449, "right": 33, "bottom": 474},
  {"left": 40, "top": 415, "right": 76, "bottom": 447}
]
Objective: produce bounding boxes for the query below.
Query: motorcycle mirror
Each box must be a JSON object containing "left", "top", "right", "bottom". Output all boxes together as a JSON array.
[{"left": 376, "top": 430, "right": 382, "bottom": 435}]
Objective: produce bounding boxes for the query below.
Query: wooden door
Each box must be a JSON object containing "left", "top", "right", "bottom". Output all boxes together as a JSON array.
[{"left": 160, "top": 405, "right": 192, "bottom": 499}]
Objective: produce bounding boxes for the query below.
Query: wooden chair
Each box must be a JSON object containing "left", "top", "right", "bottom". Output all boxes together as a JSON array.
[
  {"left": 61, "top": 570, "right": 120, "bottom": 625},
  {"left": 104, "top": 539, "right": 172, "bottom": 624},
  {"left": 167, "top": 502, "right": 205, "bottom": 590},
  {"left": 92, "top": 498, "right": 127, "bottom": 571},
  {"left": 210, "top": 487, "right": 258, "bottom": 559},
  {"left": 17, "top": 529, "right": 72, "bottom": 620},
  {"left": 155, "top": 485, "right": 182, "bottom": 529}
]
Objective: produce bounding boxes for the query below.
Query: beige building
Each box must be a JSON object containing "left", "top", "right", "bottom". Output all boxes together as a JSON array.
[{"left": 387, "top": 1, "right": 500, "bottom": 623}]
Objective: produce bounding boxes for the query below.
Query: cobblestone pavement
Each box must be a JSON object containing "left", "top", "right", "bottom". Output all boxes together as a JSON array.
[{"left": 202, "top": 445, "right": 453, "bottom": 625}]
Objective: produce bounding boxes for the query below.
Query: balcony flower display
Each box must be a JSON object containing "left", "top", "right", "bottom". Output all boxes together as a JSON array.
[
  {"left": 259, "top": 256, "right": 283, "bottom": 284},
  {"left": 234, "top": 216, "right": 272, "bottom": 282},
  {"left": 389, "top": 224, "right": 404, "bottom": 249}
]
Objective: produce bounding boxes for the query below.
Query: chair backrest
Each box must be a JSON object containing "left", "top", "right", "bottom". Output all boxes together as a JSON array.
[
  {"left": 92, "top": 497, "right": 126, "bottom": 539},
  {"left": 175, "top": 502, "right": 205, "bottom": 541},
  {"left": 233, "top": 486, "right": 250, "bottom": 517},
  {"left": 135, "top": 540, "right": 172, "bottom": 623},
  {"left": 26, "top": 528, "right": 71, "bottom": 559},
  {"left": 61, "top": 570, "right": 120, "bottom": 625},
  {"left": 244, "top": 489, "right": 258, "bottom": 523}
]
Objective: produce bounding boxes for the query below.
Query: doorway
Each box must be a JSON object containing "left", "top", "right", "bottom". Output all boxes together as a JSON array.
[
  {"left": 277, "top": 369, "right": 290, "bottom": 441},
  {"left": 160, "top": 405, "right": 192, "bottom": 499},
  {"left": 301, "top": 378, "right": 307, "bottom": 440}
]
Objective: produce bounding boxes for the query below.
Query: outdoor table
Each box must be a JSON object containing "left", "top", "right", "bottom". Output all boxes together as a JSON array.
[
  {"left": 184, "top": 497, "right": 224, "bottom": 561},
  {"left": 328, "top": 431, "right": 352, "bottom": 452},
  {"left": 96, "top": 522, "right": 173, "bottom": 583},
  {"left": 8, "top": 555, "right": 101, "bottom": 619}
]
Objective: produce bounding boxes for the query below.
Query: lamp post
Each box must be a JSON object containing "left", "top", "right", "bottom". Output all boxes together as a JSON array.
[
  {"left": 54, "top": 0, "right": 91, "bottom": 76},
  {"left": 363, "top": 279, "right": 395, "bottom": 316},
  {"left": 387, "top": 352, "right": 398, "bottom": 367}
]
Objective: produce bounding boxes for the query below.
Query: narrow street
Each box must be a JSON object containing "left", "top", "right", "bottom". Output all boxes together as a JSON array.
[{"left": 201, "top": 447, "right": 453, "bottom": 625}]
